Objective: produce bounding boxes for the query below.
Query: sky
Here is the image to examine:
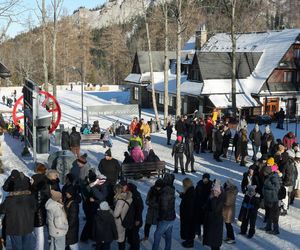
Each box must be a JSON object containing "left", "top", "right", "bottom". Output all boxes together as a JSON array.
[{"left": 0, "top": 0, "right": 105, "bottom": 38}]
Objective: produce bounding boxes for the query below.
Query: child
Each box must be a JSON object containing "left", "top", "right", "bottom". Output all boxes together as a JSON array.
[
  {"left": 45, "top": 190, "right": 69, "bottom": 250},
  {"left": 93, "top": 201, "right": 118, "bottom": 250},
  {"left": 239, "top": 185, "right": 260, "bottom": 238}
]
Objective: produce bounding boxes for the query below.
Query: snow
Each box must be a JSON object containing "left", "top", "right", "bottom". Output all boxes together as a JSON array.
[
  {"left": 183, "top": 35, "right": 196, "bottom": 53},
  {"left": 201, "top": 29, "right": 300, "bottom": 96},
  {"left": 124, "top": 73, "right": 141, "bottom": 84},
  {"left": 1, "top": 87, "right": 300, "bottom": 250},
  {"left": 202, "top": 79, "right": 246, "bottom": 95},
  {"left": 209, "top": 93, "right": 258, "bottom": 108}
]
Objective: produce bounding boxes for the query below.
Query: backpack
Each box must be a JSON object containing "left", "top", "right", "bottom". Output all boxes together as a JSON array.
[
  {"left": 121, "top": 200, "right": 135, "bottom": 229},
  {"left": 278, "top": 185, "right": 286, "bottom": 200}
]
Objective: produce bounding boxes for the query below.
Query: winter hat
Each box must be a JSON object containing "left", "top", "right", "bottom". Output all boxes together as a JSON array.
[
  {"left": 177, "top": 136, "right": 183, "bottom": 142},
  {"left": 35, "top": 163, "right": 47, "bottom": 174},
  {"left": 287, "top": 149, "right": 295, "bottom": 159},
  {"left": 99, "top": 201, "right": 110, "bottom": 211},
  {"left": 51, "top": 190, "right": 62, "bottom": 202},
  {"left": 256, "top": 152, "right": 262, "bottom": 160},
  {"left": 155, "top": 179, "right": 164, "bottom": 189},
  {"left": 295, "top": 151, "right": 300, "bottom": 159},
  {"left": 88, "top": 170, "right": 97, "bottom": 183},
  {"left": 11, "top": 169, "right": 20, "bottom": 179},
  {"left": 265, "top": 125, "right": 271, "bottom": 134},
  {"left": 267, "top": 157, "right": 275, "bottom": 166},
  {"left": 202, "top": 173, "right": 210, "bottom": 180},
  {"left": 105, "top": 149, "right": 112, "bottom": 157},
  {"left": 77, "top": 154, "right": 87, "bottom": 164},
  {"left": 212, "top": 181, "right": 221, "bottom": 196},
  {"left": 271, "top": 165, "right": 278, "bottom": 172}
]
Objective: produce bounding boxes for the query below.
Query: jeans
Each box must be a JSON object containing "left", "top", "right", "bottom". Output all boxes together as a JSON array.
[
  {"left": 252, "top": 145, "right": 260, "bottom": 161},
  {"left": 10, "top": 233, "right": 33, "bottom": 250},
  {"left": 96, "top": 242, "right": 111, "bottom": 250},
  {"left": 50, "top": 236, "right": 65, "bottom": 250},
  {"left": 69, "top": 243, "right": 79, "bottom": 250},
  {"left": 34, "top": 226, "right": 44, "bottom": 250},
  {"left": 225, "top": 223, "right": 235, "bottom": 240},
  {"left": 152, "top": 220, "right": 174, "bottom": 250}
]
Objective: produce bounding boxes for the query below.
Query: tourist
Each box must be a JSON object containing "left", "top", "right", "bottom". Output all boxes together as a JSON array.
[
  {"left": 131, "top": 145, "right": 145, "bottom": 163},
  {"left": 261, "top": 125, "right": 274, "bottom": 155},
  {"left": 145, "top": 149, "right": 160, "bottom": 162},
  {"left": 249, "top": 124, "right": 262, "bottom": 161},
  {"left": 241, "top": 165, "right": 260, "bottom": 194},
  {"left": 123, "top": 151, "right": 134, "bottom": 164},
  {"left": 283, "top": 131, "right": 297, "bottom": 150},
  {"left": 46, "top": 169, "right": 61, "bottom": 192},
  {"left": 175, "top": 116, "right": 186, "bottom": 137},
  {"left": 143, "top": 136, "right": 153, "bottom": 159},
  {"left": 172, "top": 135, "right": 186, "bottom": 175},
  {"left": 140, "top": 119, "right": 151, "bottom": 138},
  {"left": 222, "top": 124, "right": 232, "bottom": 158},
  {"left": 70, "top": 127, "right": 81, "bottom": 158},
  {"left": 213, "top": 124, "right": 223, "bottom": 162},
  {"left": 240, "top": 129, "right": 249, "bottom": 167},
  {"left": 165, "top": 121, "right": 173, "bottom": 145},
  {"left": 185, "top": 135, "right": 195, "bottom": 172},
  {"left": 61, "top": 129, "right": 70, "bottom": 150}
]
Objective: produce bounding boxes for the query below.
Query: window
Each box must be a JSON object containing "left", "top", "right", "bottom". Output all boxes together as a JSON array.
[
  {"left": 134, "top": 87, "right": 139, "bottom": 100},
  {"left": 159, "top": 93, "right": 164, "bottom": 104},
  {"left": 169, "top": 96, "right": 173, "bottom": 107},
  {"left": 283, "top": 71, "right": 293, "bottom": 83},
  {"left": 294, "top": 49, "right": 300, "bottom": 59}
]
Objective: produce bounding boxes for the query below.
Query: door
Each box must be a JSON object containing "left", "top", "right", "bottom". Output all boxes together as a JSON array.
[{"left": 263, "top": 98, "right": 279, "bottom": 116}]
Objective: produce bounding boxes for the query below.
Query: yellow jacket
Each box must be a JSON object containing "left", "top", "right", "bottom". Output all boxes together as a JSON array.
[{"left": 140, "top": 123, "right": 151, "bottom": 137}]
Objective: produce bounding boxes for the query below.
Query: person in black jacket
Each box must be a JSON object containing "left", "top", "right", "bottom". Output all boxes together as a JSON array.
[
  {"left": 93, "top": 201, "right": 118, "bottom": 250},
  {"left": 61, "top": 130, "right": 70, "bottom": 150},
  {"left": 165, "top": 122, "right": 173, "bottom": 145},
  {"left": 152, "top": 173, "right": 176, "bottom": 250},
  {"left": 31, "top": 164, "right": 51, "bottom": 250},
  {"left": 203, "top": 180, "right": 224, "bottom": 250},
  {"left": 143, "top": 179, "right": 164, "bottom": 241},
  {"left": 222, "top": 125, "right": 232, "bottom": 158},
  {"left": 70, "top": 126, "right": 81, "bottom": 158},
  {"left": 249, "top": 124, "right": 262, "bottom": 161},
  {"left": 261, "top": 126, "right": 274, "bottom": 155},
  {"left": 175, "top": 116, "right": 186, "bottom": 137},
  {"left": 194, "top": 173, "right": 213, "bottom": 238},
  {"left": 185, "top": 135, "right": 195, "bottom": 173},
  {"left": 126, "top": 183, "right": 144, "bottom": 250},
  {"left": 123, "top": 151, "right": 134, "bottom": 164},
  {"left": 0, "top": 170, "right": 37, "bottom": 250},
  {"left": 145, "top": 149, "right": 160, "bottom": 162},
  {"left": 214, "top": 125, "right": 224, "bottom": 162},
  {"left": 172, "top": 136, "right": 186, "bottom": 175},
  {"left": 64, "top": 185, "right": 81, "bottom": 249},
  {"left": 179, "top": 178, "right": 195, "bottom": 248},
  {"left": 241, "top": 165, "right": 260, "bottom": 194},
  {"left": 239, "top": 185, "right": 260, "bottom": 238},
  {"left": 193, "top": 119, "right": 202, "bottom": 154},
  {"left": 98, "top": 149, "right": 120, "bottom": 186}
]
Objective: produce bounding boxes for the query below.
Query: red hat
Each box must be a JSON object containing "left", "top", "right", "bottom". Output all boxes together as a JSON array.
[{"left": 177, "top": 136, "right": 182, "bottom": 142}]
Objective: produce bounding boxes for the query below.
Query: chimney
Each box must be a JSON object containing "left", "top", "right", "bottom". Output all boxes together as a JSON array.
[{"left": 195, "top": 24, "right": 207, "bottom": 51}]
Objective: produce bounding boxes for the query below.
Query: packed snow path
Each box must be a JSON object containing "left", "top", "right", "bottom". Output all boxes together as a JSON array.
[{"left": 1, "top": 88, "right": 300, "bottom": 250}]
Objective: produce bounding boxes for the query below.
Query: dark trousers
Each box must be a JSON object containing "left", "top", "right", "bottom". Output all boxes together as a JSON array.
[
  {"left": 240, "top": 209, "right": 258, "bottom": 236},
  {"left": 126, "top": 226, "right": 140, "bottom": 250},
  {"left": 211, "top": 247, "right": 220, "bottom": 250},
  {"left": 194, "top": 141, "right": 200, "bottom": 153},
  {"left": 214, "top": 150, "right": 222, "bottom": 161},
  {"left": 223, "top": 147, "right": 228, "bottom": 158},
  {"left": 201, "top": 140, "right": 207, "bottom": 152},
  {"left": 118, "top": 241, "right": 125, "bottom": 250},
  {"left": 265, "top": 202, "right": 280, "bottom": 232},
  {"left": 185, "top": 155, "right": 195, "bottom": 171},
  {"left": 144, "top": 223, "right": 152, "bottom": 238},
  {"left": 225, "top": 223, "right": 235, "bottom": 240},
  {"left": 96, "top": 242, "right": 112, "bottom": 250},
  {"left": 81, "top": 202, "right": 95, "bottom": 241},
  {"left": 167, "top": 134, "right": 171, "bottom": 144},
  {"left": 174, "top": 153, "right": 184, "bottom": 172}
]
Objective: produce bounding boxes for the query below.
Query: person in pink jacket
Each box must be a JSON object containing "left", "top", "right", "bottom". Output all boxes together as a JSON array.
[
  {"left": 131, "top": 146, "right": 145, "bottom": 163},
  {"left": 283, "top": 132, "right": 297, "bottom": 150}
]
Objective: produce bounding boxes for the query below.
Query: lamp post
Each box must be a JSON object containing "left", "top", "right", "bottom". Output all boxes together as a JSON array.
[{"left": 70, "top": 64, "right": 84, "bottom": 128}]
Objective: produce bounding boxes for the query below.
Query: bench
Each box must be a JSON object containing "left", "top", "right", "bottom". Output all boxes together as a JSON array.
[
  {"left": 80, "top": 133, "right": 104, "bottom": 143},
  {"left": 121, "top": 161, "right": 166, "bottom": 180}
]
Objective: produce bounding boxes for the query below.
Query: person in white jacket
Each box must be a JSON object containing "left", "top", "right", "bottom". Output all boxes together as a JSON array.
[{"left": 45, "top": 190, "right": 69, "bottom": 250}]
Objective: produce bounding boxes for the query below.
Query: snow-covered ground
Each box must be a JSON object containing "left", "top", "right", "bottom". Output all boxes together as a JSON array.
[{"left": 0, "top": 87, "right": 300, "bottom": 250}]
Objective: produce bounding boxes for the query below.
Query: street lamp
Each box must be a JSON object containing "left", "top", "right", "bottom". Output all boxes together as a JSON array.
[{"left": 70, "top": 63, "right": 84, "bottom": 128}]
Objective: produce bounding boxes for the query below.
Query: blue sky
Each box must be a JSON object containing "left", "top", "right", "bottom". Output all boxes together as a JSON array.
[{"left": 1, "top": 0, "right": 105, "bottom": 38}]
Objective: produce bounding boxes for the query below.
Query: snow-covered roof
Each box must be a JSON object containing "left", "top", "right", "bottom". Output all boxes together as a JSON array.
[
  {"left": 209, "top": 93, "right": 258, "bottom": 108},
  {"left": 201, "top": 29, "right": 300, "bottom": 95},
  {"left": 183, "top": 35, "right": 196, "bottom": 53},
  {"left": 124, "top": 73, "right": 141, "bottom": 83},
  {"left": 202, "top": 79, "right": 246, "bottom": 95}
]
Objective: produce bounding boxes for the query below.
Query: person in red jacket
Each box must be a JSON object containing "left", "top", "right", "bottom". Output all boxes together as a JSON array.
[
  {"left": 205, "top": 117, "right": 214, "bottom": 152},
  {"left": 283, "top": 132, "right": 297, "bottom": 150}
]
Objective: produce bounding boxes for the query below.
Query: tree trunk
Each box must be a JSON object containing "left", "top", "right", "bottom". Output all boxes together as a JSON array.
[
  {"left": 52, "top": 0, "right": 57, "bottom": 97},
  {"left": 231, "top": 0, "right": 237, "bottom": 117},
  {"left": 176, "top": 0, "right": 182, "bottom": 117},
  {"left": 163, "top": 2, "right": 169, "bottom": 127},
  {"left": 143, "top": 0, "right": 161, "bottom": 130},
  {"left": 42, "top": 0, "right": 48, "bottom": 91}
]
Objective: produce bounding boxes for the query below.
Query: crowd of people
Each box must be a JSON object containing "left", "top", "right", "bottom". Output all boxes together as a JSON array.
[{"left": 1, "top": 111, "right": 300, "bottom": 250}]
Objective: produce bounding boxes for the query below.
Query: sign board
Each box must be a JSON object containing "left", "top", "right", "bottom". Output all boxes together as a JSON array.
[{"left": 86, "top": 104, "right": 139, "bottom": 125}]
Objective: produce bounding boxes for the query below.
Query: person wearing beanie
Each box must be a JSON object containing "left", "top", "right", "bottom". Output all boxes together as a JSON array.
[
  {"left": 276, "top": 108, "right": 285, "bottom": 129},
  {"left": 31, "top": 163, "right": 51, "bottom": 250},
  {"left": 195, "top": 173, "right": 213, "bottom": 238},
  {"left": 239, "top": 185, "right": 260, "bottom": 238},
  {"left": 249, "top": 124, "right": 262, "bottom": 161},
  {"left": 283, "top": 131, "right": 298, "bottom": 150},
  {"left": 143, "top": 179, "right": 164, "bottom": 241},
  {"left": 172, "top": 135, "right": 186, "bottom": 175},
  {"left": 64, "top": 184, "right": 81, "bottom": 250},
  {"left": 261, "top": 126, "right": 274, "bottom": 155},
  {"left": 203, "top": 179, "right": 224, "bottom": 250},
  {"left": 262, "top": 163, "right": 281, "bottom": 235},
  {"left": 69, "top": 126, "right": 81, "bottom": 158},
  {"left": 223, "top": 179, "right": 238, "bottom": 244},
  {"left": 0, "top": 171, "right": 36, "bottom": 250},
  {"left": 45, "top": 190, "right": 68, "bottom": 250},
  {"left": 94, "top": 201, "right": 118, "bottom": 250},
  {"left": 165, "top": 121, "right": 173, "bottom": 145}
]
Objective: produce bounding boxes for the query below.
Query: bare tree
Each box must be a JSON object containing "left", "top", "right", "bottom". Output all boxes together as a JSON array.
[
  {"left": 51, "top": 0, "right": 63, "bottom": 97},
  {"left": 175, "top": 0, "right": 182, "bottom": 117},
  {"left": 36, "top": 0, "right": 48, "bottom": 91},
  {"left": 142, "top": 0, "right": 161, "bottom": 129}
]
